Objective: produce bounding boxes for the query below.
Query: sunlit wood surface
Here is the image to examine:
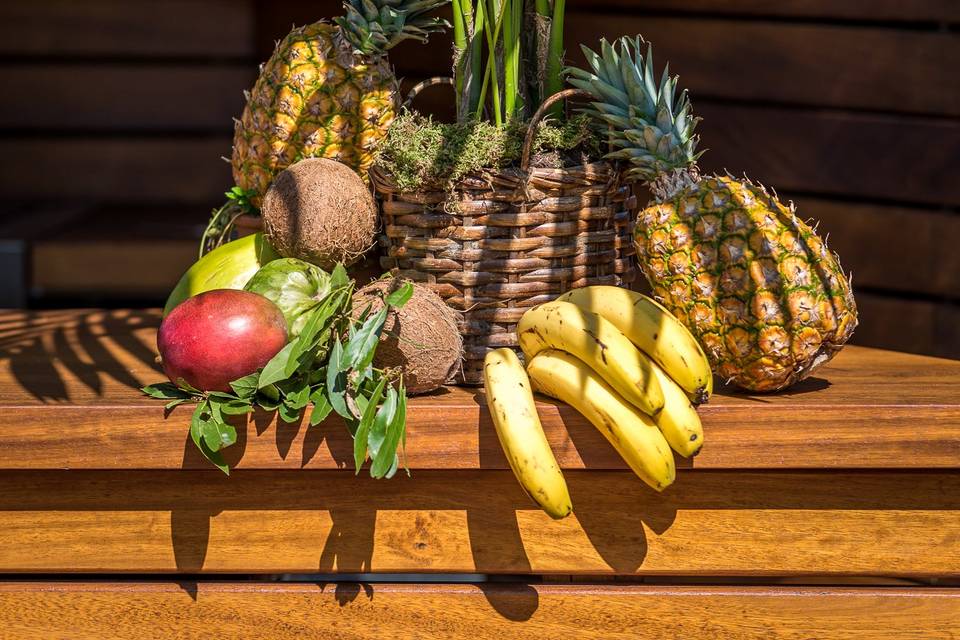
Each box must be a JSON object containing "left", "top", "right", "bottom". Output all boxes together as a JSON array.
[{"left": 0, "top": 309, "right": 957, "bottom": 470}]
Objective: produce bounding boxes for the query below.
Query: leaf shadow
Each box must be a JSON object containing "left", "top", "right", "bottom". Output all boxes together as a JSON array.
[{"left": 0, "top": 309, "right": 162, "bottom": 403}]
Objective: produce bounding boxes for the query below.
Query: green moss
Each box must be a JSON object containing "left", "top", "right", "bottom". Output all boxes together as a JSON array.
[{"left": 375, "top": 112, "right": 600, "bottom": 192}]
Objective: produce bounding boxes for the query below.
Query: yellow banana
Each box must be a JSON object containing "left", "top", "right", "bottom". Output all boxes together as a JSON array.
[
  {"left": 483, "top": 348, "right": 573, "bottom": 519},
  {"left": 649, "top": 359, "right": 704, "bottom": 457},
  {"left": 527, "top": 349, "right": 676, "bottom": 492},
  {"left": 517, "top": 301, "right": 664, "bottom": 416},
  {"left": 557, "top": 286, "right": 714, "bottom": 404}
]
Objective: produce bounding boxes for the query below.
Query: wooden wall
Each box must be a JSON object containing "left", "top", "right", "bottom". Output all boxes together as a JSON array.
[{"left": 1, "top": 1, "right": 958, "bottom": 359}]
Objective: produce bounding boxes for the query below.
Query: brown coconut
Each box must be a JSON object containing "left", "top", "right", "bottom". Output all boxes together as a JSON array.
[
  {"left": 353, "top": 279, "right": 463, "bottom": 395},
  {"left": 261, "top": 158, "right": 377, "bottom": 270}
]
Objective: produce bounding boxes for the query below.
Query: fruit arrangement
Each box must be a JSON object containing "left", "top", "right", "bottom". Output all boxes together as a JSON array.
[
  {"left": 232, "top": 0, "right": 449, "bottom": 204},
  {"left": 567, "top": 37, "right": 858, "bottom": 391},
  {"left": 201, "top": 0, "right": 450, "bottom": 253},
  {"left": 486, "top": 286, "right": 710, "bottom": 516},
  {"left": 141, "top": 0, "right": 860, "bottom": 513},
  {"left": 146, "top": 144, "right": 476, "bottom": 474},
  {"left": 145, "top": 243, "right": 417, "bottom": 476}
]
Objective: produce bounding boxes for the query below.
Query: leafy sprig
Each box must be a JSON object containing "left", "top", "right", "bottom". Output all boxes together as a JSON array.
[
  {"left": 142, "top": 267, "right": 414, "bottom": 477},
  {"left": 199, "top": 186, "right": 260, "bottom": 257}
]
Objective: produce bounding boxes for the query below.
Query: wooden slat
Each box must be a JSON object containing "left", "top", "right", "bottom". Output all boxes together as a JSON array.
[
  {"left": 0, "top": 1, "right": 254, "bottom": 58},
  {"left": 31, "top": 240, "right": 196, "bottom": 296},
  {"left": 0, "top": 138, "right": 232, "bottom": 203},
  {"left": 853, "top": 293, "right": 960, "bottom": 361},
  {"left": 0, "top": 310, "right": 958, "bottom": 470},
  {"left": 1, "top": 582, "right": 958, "bottom": 639},
  {"left": 695, "top": 104, "right": 960, "bottom": 206},
  {"left": 0, "top": 470, "right": 956, "bottom": 574},
  {"left": 563, "top": 16, "right": 960, "bottom": 116},
  {"left": 0, "top": 65, "right": 252, "bottom": 130},
  {"left": 286, "top": 7, "right": 960, "bottom": 115},
  {"left": 588, "top": 0, "right": 960, "bottom": 22},
  {"left": 792, "top": 198, "right": 960, "bottom": 299}
]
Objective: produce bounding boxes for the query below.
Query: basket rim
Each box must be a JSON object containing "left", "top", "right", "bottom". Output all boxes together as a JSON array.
[{"left": 369, "top": 159, "right": 621, "bottom": 194}]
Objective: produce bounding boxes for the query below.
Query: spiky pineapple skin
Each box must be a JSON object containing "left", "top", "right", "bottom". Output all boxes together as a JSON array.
[
  {"left": 635, "top": 175, "right": 858, "bottom": 392},
  {"left": 232, "top": 22, "right": 397, "bottom": 205}
]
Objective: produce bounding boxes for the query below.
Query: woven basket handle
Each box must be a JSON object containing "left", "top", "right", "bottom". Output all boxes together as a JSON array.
[
  {"left": 520, "top": 88, "right": 593, "bottom": 172},
  {"left": 402, "top": 77, "right": 455, "bottom": 110}
]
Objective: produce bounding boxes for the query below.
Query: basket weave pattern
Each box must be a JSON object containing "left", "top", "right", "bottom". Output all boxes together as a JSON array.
[{"left": 371, "top": 161, "right": 636, "bottom": 384}]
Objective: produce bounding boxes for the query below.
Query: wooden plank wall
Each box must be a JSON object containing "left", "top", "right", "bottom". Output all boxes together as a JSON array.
[{"left": 1, "top": 1, "right": 958, "bottom": 359}]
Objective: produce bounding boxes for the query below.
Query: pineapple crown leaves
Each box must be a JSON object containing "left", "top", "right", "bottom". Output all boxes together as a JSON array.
[
  {"left": 336, "top": 0, "right": 451, "bottom": 54},
  {"left": 565, "top": 35, "right": 703, "bottom": 183}
]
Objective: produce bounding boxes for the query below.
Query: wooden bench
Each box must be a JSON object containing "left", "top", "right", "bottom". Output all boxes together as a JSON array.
[{"left": 0, "top": 309, "right": 957, "bottom": 637}]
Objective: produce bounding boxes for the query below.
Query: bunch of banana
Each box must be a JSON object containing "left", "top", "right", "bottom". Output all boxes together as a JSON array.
[{"left": 483, "top": 286, "right": 713, "bottom": 516}]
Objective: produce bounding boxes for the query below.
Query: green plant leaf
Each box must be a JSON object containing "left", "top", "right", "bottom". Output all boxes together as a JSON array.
[
  {"left": 344, "top": 307, "right": 388, "bottom": 371},
  {"left": 367, "top": 387, "right": 397, "bottom": 474},
  {"left": 201, "top": 417, "right": 236, "bottom": 451},
  {"left": 258, "top": 341, "right": 298, "bottom": 389},
  {"left": 190, "top": 401, "right": 207, "bottom": 450},
  {"left": 285, "top": 382, "right": 312, "bottom": 411},
  {"left": 229, "top": 373, "right": 260, "bottom": 398},
  {"left": 326, "top": 338, "right": 352, "bottom": 419},
  {"left": 189, "top": 401, "right": 230, "bottom": 474},
  {"left": 278, "top": 401, "right": 302, "bottom": 424},
  {"left": 309, "top": 386, "right": 333, "bottom": 426},
  {"left": 384, "top": 282, "right": 414, "bottom": 308},
  {"left": 353, "top": 377, "right": 386, "bottom": 473},
  {"left": 164, "top": 398, "right": 191, "bottom": 411},
  {"left": 372, "top": 386, "right": 406, "bottom": 478},
  {"left": 142, "top": 382, "right": 193, "bottom": 401},
  {"left": 220, "top": 399, "right": 253, "bottom": 415},
  {"left": 200, "top": 419, "right": 221, "bottom": 451},
  {"left": 398, "top": 381, "right": 409, "bottom": 472},
  {"left": 256, "top": 384, "right": 281, "bottom": 411},
  {"left": 309, "top": 366, "right": 327, "bottom": 385},
  {"left": 330, "top": 263, "right": 350, "bottom": 289},
  {"left": 175, "top": 377, "right": 204, "bottom": 395}
]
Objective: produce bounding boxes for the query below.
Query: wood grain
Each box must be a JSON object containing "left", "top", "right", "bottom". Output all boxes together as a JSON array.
[
  {"left": 1, "top": 582, "right": 957, "bottom": 639},
  {"left": 558, "top": 17, "right": 960, "bottom": 115},
  {"left": 854, "top": 294, "right": 960, "bottom": 361},
  {"left": 584, "top": 0, "right": 960, "bottom": 22},
  {"left": 0, "top": 0, "right": 254, "bottom": 57},
  {"left": 31, "top": 240, "right": 196, "bottom": 296},
  {"left": 0, "top": 65, "right": 253, "bottom": 131},
  {"left": 0, "top": 311, "right": 959, "bottom": 470},
  {"left": 0, "top": 138, "right": 232, "bottom": 203},
  {"left": 794, "top": 198, "right": 960, "bottom": 300},
  {"left": 695, "top": 105, "right": 960, "bottom": 207},
  {"left": 0, "top": 469, "right": 956, "bottom": 575}
]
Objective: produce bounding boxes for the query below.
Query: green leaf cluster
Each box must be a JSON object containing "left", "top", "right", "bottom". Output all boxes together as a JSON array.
[{"left": 141, "top": 267, "right": 415, "bottom": 478}]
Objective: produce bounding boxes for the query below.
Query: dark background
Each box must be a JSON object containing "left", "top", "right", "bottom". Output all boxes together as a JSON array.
[{"left": 0, "top": 0, "right": 957, "bottom": 359}]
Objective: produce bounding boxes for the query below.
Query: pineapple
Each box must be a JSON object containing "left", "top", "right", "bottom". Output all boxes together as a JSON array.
[
  {"left": 566, "top": 37, "right": 857, "bottom": 392},
  {"left": 232, "top": 0, "right": 449, "bottom": 205}
]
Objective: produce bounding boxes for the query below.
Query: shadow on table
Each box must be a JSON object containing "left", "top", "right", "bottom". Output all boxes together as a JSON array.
[
  {"left": 0, "top": 309, "right": 161, "bottom": 402},
  {"left": 169, "top": 389, "right": 679, "bottom": 616},
  {"left": 718, "top": 375, "right": 832, "bottom": 403}
]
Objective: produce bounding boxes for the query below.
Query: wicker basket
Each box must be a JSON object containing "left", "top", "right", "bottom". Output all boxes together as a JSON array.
[{"left": 371, "top": 90, "right": 637, "bottom": 384}]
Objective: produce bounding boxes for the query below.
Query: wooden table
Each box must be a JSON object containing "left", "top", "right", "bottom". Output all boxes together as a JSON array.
[{"left": 0, "top": 309, "right": 958, "bottom": 638}]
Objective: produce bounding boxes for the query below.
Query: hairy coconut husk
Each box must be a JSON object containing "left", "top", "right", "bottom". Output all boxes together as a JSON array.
[
  {"left": 353, "top": 279, "right": 463, "bottom": 395},
  {"left": 262, "top": 158, "right": 377, "bottom": 270}
]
